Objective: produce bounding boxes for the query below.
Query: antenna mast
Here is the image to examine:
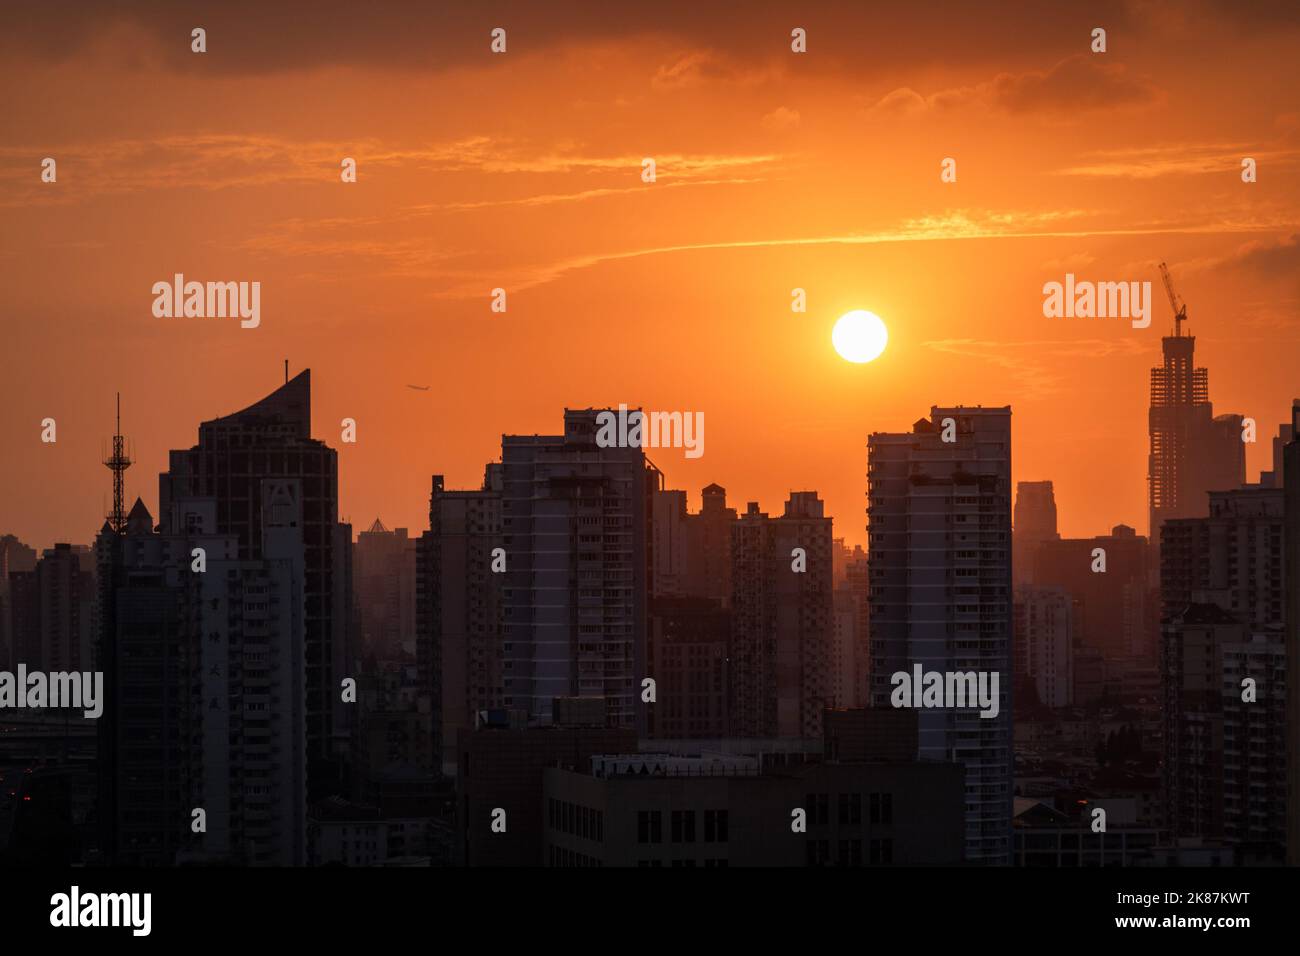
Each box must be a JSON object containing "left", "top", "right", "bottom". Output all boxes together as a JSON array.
[{"left": 103, "top": 392, "right": 133, "bottom": 533}]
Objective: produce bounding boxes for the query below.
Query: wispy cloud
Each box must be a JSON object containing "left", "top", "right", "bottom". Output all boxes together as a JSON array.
[
  {"left": 0, "top": 134, "right": 783, "bottom": 208},
  {"left": 921, "top": 337, "right": 1148, "bottom": 398},
  {"left": 1056, "top": 143, "right": 1300, "bottom": 178},
  {"left": 867, "top": 55, "right": 1162, "bottom": 118}
]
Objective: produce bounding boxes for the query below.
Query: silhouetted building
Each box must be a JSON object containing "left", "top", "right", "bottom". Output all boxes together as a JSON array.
[
  {"left": 1013, "top": 480, "right": 1059, "bottom": 585},
  {"left": 1148, "top": 326, "right": 1245, "bottom": 542},
  {"left": 1013, "top": 798, "right": 1159, "bottom": 866},
  {"left": 1161, "top": 487, "right": 1285, "bottom": 626},
  {"left": 500, "top": 410, "right": 648, "bottom": 730},
  {"left": 156, "top": 370, "right": 352, "bottom": 798},
  {"left": 542, "top": 748, "right": 963, "bottom": 866},
  {"left": 0, "top": 534, "right": 37, "bottom": 668},
  {"left": 96, "top": 493, "right": 307, "bottom": 865},
  {"left": 684, "top": 483, "right": 736, "bottom": 606},
  {"left": 729, "top": 493, "right": 833, "bottom": 738},
  {"left": 1161, "top": 481, "right": 1287, "bottom": 857},
  {"left": 823, "top": 708, "right": 918, "bottom": 764},
  {"left": 416, "top": 469, "right": 504, "bottom": 772},
  {"left": 646, "top": 595, "right": 729, "bottom": 738},
  {"left": 354, "top": 519, "right": 416, "bottom": 658},
  {"left": 651, "top": 486, "right": 688, "bottom": 599},
  {"left": 6, "top": 544, "right": 95, "bottom": 675},
  {"left": 1284, "top": 402, "right": 1300, "bottom": 865},
  {"left": 457, "top": 723, "right": 636, "bottom": 866},
  {"left": 867, "top": 406, "right": 1013, "bottom": 865},
  {"left": 1035, "top": 525, "right": 1156, "bottom": 662},
  {"left": 1014, "top": 586, "right": 1074, "bottom": 708}
]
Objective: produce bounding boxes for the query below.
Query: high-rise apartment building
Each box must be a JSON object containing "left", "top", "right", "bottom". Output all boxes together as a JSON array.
[
  {"left": 1035, "top": 525, "right": 1156, "bottom": 661},
  {"left": 1162, "top": 480, "right": 1287, "bottom": 857},
  {"left": 353, "top": 518, "right": 416, "bottom": 658},
  {"left": 416, "top": 468, "right": 504, "bottom": 770},
  {"left": 6, "top": 543, "right": 95, "bottom": 674},
  {"left": 0, "top": 535, "right": 38, "bottom": 668},
  {"left": 157, "top": 370, "right": 352, "bottom": 795},
  {"left": 96, "top": 492, "right": 307, "bottom": 865},
  {"left": 500, "top": 409, "right": 648, "bottom": 729},
  {"left": 1012, "top": 480, "right": 1058, "bottom": 585},
  {"left": 683, "top": 483, "right": 736, "bottom": 606},
  {"left": 1013, "top": 585, "right": 1073, "bottom": 708},
  {"left": 729, "top": 493, "right": 833, "bottom": 738},
  {"left": 867, "top": 406, "right": 1013, "bottom": 865}
]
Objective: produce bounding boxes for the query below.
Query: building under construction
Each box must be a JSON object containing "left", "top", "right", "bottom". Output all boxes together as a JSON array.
[{"left": 1147, "top": 263, "right": 1244, "bottom": 544}]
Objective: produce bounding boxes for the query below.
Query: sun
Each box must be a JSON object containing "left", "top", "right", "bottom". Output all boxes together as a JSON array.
[{"left": 832, "top": 310, "right": 888, "bottom": 363}]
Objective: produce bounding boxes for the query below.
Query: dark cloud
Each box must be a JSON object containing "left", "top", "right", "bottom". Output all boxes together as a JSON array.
[
  {"left": 5, "top": 0, "right": 1140, "bottom": 77},
  {"left": 1230, "top": 233, "right": 1300, "bottom": 277},
  {"left": 991, "top": 55, "right": 1160, "bottom": 114}
]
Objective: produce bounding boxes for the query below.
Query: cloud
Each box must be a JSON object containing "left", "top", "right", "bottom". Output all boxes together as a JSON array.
[
  {"left": 1223, "top": 233, "right": 1300, "bottom": 277},
  {"left": 1, "top": 1, "right": 1142, "bottom": 78},
  {"left": 760, "top": 107, "right": 801, "bottom": 131},
  {"left": 0, "top": 134, "right": 782, "bottom": 207},
  {"left": 1056, "top": 143, "right": 1300, "bottom": 178},
  {"left": 921, "top": 337, "right": 1147, "bottom": 399},
  {"left": 990, "top": 55, "right": 1160, "bottom": 114},
  {"left": 868, "top": 55, "right": 1161, "bottom": 118}
]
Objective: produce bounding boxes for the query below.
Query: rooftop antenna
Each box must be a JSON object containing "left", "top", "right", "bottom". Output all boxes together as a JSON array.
[
  {"left": 103, "top": 392, "right": 132, "bottom": 533},
  {"left": 285, "top": 359, "right": 289, "bottom": 383}
]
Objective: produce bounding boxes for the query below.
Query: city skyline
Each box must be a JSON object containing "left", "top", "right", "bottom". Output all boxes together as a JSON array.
[{"left": 6, "top": 0, "right": 1300, "bottom": 911}]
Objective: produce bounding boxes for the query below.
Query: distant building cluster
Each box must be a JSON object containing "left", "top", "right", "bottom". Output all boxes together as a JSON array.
[{"left": 4, "top": 316, "right": 1300, "bottom": 868}]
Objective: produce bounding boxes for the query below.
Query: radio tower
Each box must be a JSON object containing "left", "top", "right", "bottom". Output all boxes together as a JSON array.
[{"left": 103, "top": 392, "right": 133, "bottom": 533}]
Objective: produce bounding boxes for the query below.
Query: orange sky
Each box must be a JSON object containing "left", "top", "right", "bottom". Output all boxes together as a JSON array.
[{"left": 3, "top": 1, "right": 1300, "bottom": 549}]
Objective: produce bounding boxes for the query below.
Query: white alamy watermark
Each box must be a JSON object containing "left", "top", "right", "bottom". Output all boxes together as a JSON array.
[
  {"left": 890, "top": 665, "right": 1000, "bottom": 719},
  {"left": 1042, "top": 274, "right": 1151, "bottom": 328},
  {"left": 0, "top": 666, "right": 103, "bottom": 718},
  {"left": 595, "top": 404, "right": 704, "bottom": 459},
  {"left": 152, "top": 274, "right": 261, "bottom": 329},
  {"left": 50, "top": 886, "right": 151, "bottom": 936}
]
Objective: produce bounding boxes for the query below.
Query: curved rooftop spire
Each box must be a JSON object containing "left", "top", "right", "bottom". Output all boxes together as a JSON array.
[{"left": 202, "top": 369, "right": 311, "bottom": 438}]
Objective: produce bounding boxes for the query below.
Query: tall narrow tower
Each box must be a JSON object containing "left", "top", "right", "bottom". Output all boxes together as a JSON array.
[
  {"left": 103, "top": 393, "right": 132, "bottom": 533},
  {"left": 1147, "top": 263, "right": 1244, "bottom": 542}
]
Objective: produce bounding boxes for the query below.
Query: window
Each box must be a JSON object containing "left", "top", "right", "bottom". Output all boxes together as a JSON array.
[
  {"left": 838, "top": 839, "right": 862, "bottom": 866},
  {"left": 869, "top": 792, "right": 892, "bottom": 824},
  {"left": 869, "top": 838, "right": 894, "bottom": 864},
  {"left": 671, "top": 810, "right": 696, "bottom": 843},
  {"left": 637, "top": 810, "right": 663, "bottom": 844},
  {"left": 704, "top": 809, "right": 729, "bottom": 842},
  {"left": 838, "top": 793, "right": 861, "bottom": 825},
  {"left": 804, "top": 793, "right": 829, "bottom": 826}
]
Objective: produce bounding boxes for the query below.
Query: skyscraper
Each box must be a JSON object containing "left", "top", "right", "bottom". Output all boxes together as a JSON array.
[
  {"left": 6, "top": 544, "right": 95, "bottom": 674},
  {"left": 867, "top": 406, "right": 1013, "bottom": 865},
  {"left": 1162, "top": 479, "right": 1287, "bottom": 857},
  {"left": 1012, "top": 480, "right": 1058, "bottom": 585},
  {"left": 0, "top": 535, "right": 37, "bottom": 668},
  {"left": 1283, "top": 402, "right": 1300, "bottom": 865},
  {"left": 1013, "top": 585, "right": 1073, "bottom": 708},
  {"left": 157, "top": 369, "right": 351, "bottom": 796},
  {"left": 1147, "top": 318, "right": 1244, "bottom": 542},
  {"left": 1035, "top": 525, "right": 1156, "bottom": 662},
  {"left": 728, "top": 493, "right": 834, "bottom": 738},
  {"left": 416, "top": 468, "right": 504, "bottom": 771},
  {"left": 353, "top": 518, "right": 417, "bottom": 659},
  {"left": 500, "top": 409, "right": 648, "bottom": 729},
  {"left": 96, "top": 492, "right": 308, "bottom": 865},
  {"left": 683, "top": 483, "right": 737, "bottom": 606}
]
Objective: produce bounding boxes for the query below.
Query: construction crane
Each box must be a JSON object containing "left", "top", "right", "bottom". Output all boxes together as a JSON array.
[{"left": 1158, "top": 261, "right": 1187, "bottom": 337}]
